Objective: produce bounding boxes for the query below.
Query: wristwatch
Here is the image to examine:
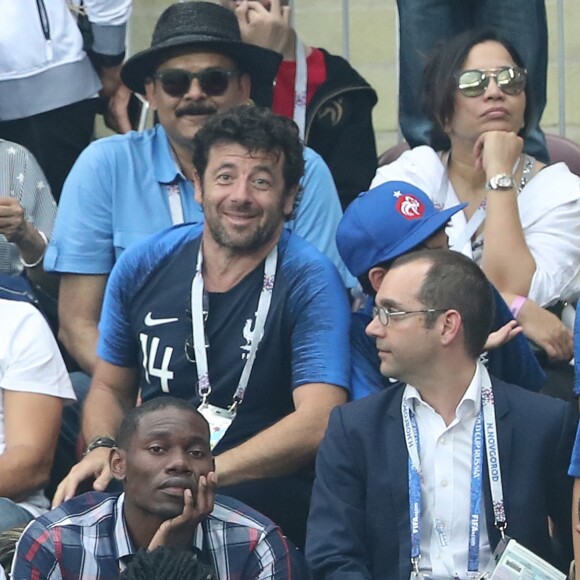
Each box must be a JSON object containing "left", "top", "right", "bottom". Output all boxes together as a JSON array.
[
  {"left": 84, "top": 435, "right": 117, "bottom": 456},
  {"left": 486, "top": 173, "right": 515, "bottom": 191}
]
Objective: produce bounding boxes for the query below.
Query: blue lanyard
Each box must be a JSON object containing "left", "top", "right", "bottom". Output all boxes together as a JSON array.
[
  {"left": 403, "top": 366, "right": 505, "bottom": 577},
  {"left": 406, "top": 409, "right": 483, "bottom": 575}
]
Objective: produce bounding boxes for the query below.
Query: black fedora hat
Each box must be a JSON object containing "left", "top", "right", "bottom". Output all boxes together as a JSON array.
[{"left": 121, "top": 1, "right": 281, "bottom": 95}]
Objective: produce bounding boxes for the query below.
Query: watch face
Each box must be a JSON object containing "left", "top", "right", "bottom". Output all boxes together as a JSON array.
[
  {"left": 497, "top": 175, "right": 513, "bottom": 188},
  {"left": 488, "top": 174, "right": 514, "bottom": 190}
]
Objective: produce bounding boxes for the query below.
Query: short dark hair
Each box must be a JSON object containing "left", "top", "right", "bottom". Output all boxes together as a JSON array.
[
  {"left": 192, "top": 104, "right": 305, "bottom": 197},
  {"left": 390, "top": 249, "right": 495, "bottom": 358},
  {"left": 358, "top": 259, "right": 393, "bottom": 296},
  {"left": 116, "top": 397, "right": 208, "bottom": 450},
  {"left": 421, "top": 28, "right": 532, "bottom": 150}
]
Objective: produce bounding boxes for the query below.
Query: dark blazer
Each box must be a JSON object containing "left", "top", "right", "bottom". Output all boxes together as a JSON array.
[{"left": 306, "top": 377, "right": 577, "bottom": 579}]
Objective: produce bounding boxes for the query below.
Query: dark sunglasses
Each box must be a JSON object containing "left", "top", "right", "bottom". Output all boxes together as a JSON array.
[
  {"left": 152, "top": 67, "right": 240, "bottom": 98},
  {"left": 457, "top": 66, "right": 527, "bottom": 98}
]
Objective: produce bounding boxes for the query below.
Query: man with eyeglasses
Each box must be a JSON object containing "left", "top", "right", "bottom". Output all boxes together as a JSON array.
[
  {"left": 336, "top": 180, "right": 546, "bottom": 400},
  {"left": 306, "top": 248, "right": 576, "bottom": 579},
  {"left": 51, "top": 105, "right": 350, "bottom": 551},
  {"left": 44, "top": 1, "right": 353, "bottom": 379}
]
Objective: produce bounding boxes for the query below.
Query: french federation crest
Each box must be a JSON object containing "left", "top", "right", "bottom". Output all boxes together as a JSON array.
[{"left": 394, "top": 191, "right": 425, "bottom": 220}]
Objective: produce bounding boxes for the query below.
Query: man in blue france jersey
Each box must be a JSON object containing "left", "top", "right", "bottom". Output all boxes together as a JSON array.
[{"left": 52, "top": 105, "right": 350, "bottom": 550}]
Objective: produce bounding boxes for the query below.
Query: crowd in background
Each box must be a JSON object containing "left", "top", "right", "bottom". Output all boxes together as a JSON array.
[{"left": 1, "top": 1, "right": 580, "bottom": 579}]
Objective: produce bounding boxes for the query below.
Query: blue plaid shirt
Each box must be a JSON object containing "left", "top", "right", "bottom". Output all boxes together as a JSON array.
[{"left": 12, "top": 492, "right": 293, "bottom": 579}]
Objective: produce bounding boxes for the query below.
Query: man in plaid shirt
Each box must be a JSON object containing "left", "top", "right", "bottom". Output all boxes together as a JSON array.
[{"left": 11, "top": 397, "right": 296, "bottom": 579}]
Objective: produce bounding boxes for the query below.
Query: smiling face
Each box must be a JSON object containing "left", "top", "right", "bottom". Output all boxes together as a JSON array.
[
  {"left": 112, "top": 407, "right": 214, "bottom": 526},
  {"left": 445, "top": 40, "right": 526, "bottom": 142},
  {"left": 144, "top": 50, "right": 251, "bottom": 152},
  {"left": 195, "top": 141, "right": 296, "bottom": 255}
]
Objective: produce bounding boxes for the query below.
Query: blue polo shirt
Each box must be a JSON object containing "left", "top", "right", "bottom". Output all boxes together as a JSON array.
[{"left": 45, "top": 124, "right": 355, "bottom": 286}]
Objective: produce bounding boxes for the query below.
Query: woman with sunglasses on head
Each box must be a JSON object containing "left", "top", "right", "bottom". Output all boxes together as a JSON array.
[{"left": 373, "top": 28, "right": 580, "bottom": 370}]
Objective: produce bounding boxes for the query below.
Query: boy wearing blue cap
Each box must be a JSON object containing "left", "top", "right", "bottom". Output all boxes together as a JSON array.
[{"left": 336, "top": 180, "right": 545, "bottom": 399}]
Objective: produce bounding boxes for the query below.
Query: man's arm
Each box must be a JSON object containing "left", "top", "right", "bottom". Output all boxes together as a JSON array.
[
  {"left": 305, "top": 406, "right": 373, "bottom": 578},
  {"left": 51, "top": 359, "right": 139, "bottom": 506},
  {"left": 0, "top": 302, "right": 74, "bottom": 500},
  {"left": 216, "top": 244, "right": 350, "bottom": 485},
  {"left": 214, "top": 383, "right": 346, "bottom": 487},
  {"left": 573, "top": 479, "right": 580, "bottom": 580},
  {"left": 58, "top": 274, "right": 107, "bottom": 375},
  {"left": 83, "top": 0, "right": 132, "bottom": 133},
  {"left": 0, "top": 391, "right": 63, "bottom": 500},
  {"left": 99, "top": 68, "right": 132, "bottom": 134},
  {"left": 0, "top": 139, "right": 59, "bottom": 295},
  {"left": 0, "top": 199, "right": 58, "bottom": 294}
]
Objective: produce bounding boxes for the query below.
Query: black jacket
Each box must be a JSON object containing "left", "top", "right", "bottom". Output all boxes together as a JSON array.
[{"left": 304, "top": 49, "right": 378, "bottom": 209}]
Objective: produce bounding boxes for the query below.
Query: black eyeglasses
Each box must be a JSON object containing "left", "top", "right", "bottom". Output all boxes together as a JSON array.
[
  {"left": 152, "top": 67, "right": 240, "bottom": 98},
  {"left": 457, "top": 66, "right": 527, "bottom": 98},
  {"left": 372, "top": 306, "right": 447, "bottom": 327}
]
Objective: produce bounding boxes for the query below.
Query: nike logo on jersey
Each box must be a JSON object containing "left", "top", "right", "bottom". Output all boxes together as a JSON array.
[{"left": 144, "top": 312, "right": 179, "bottom": 327}]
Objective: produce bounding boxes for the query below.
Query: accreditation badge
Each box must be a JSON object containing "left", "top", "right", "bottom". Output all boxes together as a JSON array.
[
  {"left": 197, "top": 402, "right": 237, "bottom": 450},
  {"left": 479, "top": 537, "right": 565, "bottom": 579}
]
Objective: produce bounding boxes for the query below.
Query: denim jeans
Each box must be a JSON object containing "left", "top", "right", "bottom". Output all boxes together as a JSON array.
[
  {"left": 0, "top": 498, "right": 34, "bottom": 534},
  {"left": 396, "top": 0, "right": 549, "bottom": 162}
]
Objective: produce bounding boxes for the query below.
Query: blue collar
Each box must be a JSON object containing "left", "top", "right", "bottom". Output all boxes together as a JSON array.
[{"left": 152, "top": 125, "right": 187, "bottom": 185}]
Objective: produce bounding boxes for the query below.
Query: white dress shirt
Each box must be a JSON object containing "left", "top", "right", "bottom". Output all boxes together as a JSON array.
[{"left": 403, "top": 363, "right": 493, "bottom": 578}]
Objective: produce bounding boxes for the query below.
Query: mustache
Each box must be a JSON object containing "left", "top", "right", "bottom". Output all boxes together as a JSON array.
[
  {"left": 225, "top": 201, "right": 257, "bottom": 215},
  {"left": 175, "top": 103, "right": 217, "bottom": 118}
]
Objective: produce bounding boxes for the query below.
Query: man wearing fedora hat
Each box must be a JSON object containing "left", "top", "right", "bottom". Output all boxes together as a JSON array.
[
  {"left": 44, "top": 1, "right": 353, "bottom": 378},
  {"left": 335, "top": 180, "right": 546, "bottom": 400}
]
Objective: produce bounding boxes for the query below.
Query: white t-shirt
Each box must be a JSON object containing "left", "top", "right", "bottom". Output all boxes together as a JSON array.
[{"left": 0, "top": 298, "right": 75, "bottom": 515}]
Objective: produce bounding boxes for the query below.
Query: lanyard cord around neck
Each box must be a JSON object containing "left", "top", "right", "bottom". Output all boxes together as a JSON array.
[
  {"left": 402, "top": 366, "right": 506, "bottom": 577},
  {"left": 190, "top": 243, "right": 277, "bottom": 411},
  {"left": 164, "top": 183, "right": 185, "bottom": 225}
]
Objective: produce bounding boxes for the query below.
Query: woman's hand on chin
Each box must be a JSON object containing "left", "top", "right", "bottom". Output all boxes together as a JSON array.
[{"left": 473, "top": 130, "right": 523, "bottom": 175}]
